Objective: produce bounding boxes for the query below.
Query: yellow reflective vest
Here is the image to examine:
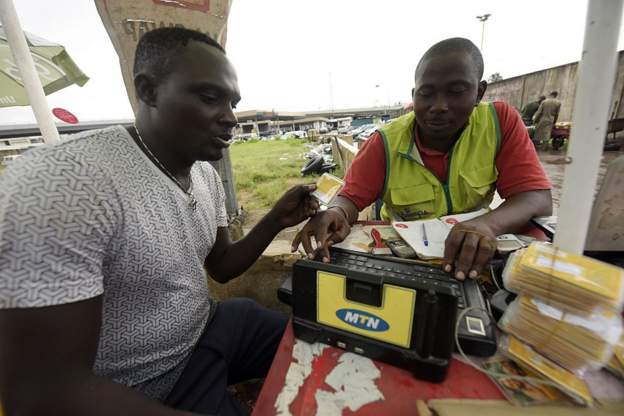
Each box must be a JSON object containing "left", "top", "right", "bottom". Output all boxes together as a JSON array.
[{"left": 378, "top": 102, "right": 501, "bottom": 221}]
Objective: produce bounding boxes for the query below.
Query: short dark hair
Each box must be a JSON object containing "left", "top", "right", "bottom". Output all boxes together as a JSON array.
[
  {"left": 550, "top": 91, "right": 559, "bottom": 97},
  {"left": 133, "top": 27, "right": 225, "bottom": 81},
  {"left": 415, "top": 37, "right": 484, "bottom": 80}
]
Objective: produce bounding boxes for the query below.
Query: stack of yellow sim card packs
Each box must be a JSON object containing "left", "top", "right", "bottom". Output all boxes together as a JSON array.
[
  {"left": 498, "top": 335, "right": 595, "bottom": 406},
  {"left": 500, "top": 242, "right": 624, "bottom": 376},
  {"left": 499, "top": 296, "right": 621, "bottom": 374},
  {"left": 503, "top": 242, "right": 624, "bottom": 313}
]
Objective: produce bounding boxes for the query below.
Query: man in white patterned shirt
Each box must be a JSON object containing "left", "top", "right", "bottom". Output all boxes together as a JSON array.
[{"left": 0, "top": 28, "right": 317, "bottom": 416}]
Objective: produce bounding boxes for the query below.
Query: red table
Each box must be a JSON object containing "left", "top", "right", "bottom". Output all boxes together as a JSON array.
[
  {"left": 253, "top": 323, "right": 504, "bottom": 416},
  {"left": 253, "top": 225, "right": 549, "bottom": 415}
]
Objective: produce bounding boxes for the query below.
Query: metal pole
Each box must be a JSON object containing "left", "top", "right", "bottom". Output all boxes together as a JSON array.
[
  {"left": 476, "top": 14, "right": 491, "bottom": 53},
  {"left": 0, "top": 0, "right": 60, "bottom": 143},
  {"left": 553, "top": 0, "right": 623, "bottom": 253},
  {"left": 210, "top": 149, "right": 238, "bottom": 217},
  {"left": 480, "top": 21, "right": 485, "bottom": 50}
]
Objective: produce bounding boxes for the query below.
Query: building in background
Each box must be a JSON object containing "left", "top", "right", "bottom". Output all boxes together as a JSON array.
[{"left": 234, "top": 105, "right": 405, "bottom": 137}]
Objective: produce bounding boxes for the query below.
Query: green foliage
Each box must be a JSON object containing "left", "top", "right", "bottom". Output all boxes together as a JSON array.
[{"left": 230, "top": 138, "right": 320, "bottom": 209}]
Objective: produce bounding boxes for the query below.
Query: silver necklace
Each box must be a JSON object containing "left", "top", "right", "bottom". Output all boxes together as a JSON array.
[{"left": 134, "top": 125, "right": 197, "bottom": 211}]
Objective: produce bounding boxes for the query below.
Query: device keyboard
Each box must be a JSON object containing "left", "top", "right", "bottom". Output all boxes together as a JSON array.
[{"left": 326, "top": 250, "right": 466, "bottom": 309}]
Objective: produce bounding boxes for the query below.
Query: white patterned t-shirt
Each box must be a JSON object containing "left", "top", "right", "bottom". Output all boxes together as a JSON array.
[{"left": 0, "top": 126, "right": 228, "bottom": 400}]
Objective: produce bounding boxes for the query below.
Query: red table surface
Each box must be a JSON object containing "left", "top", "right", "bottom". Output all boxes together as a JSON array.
[
  {"left": 253, "top": 322, "right": 504, "bottom": 416},
  {"left": 253, "top": 224, "right": 547, "bottom": 415}
]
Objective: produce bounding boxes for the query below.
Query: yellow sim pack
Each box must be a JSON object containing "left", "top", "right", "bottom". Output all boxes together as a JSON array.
[{"left": 292, "top": 248, "right": 459, "bottom": 382}]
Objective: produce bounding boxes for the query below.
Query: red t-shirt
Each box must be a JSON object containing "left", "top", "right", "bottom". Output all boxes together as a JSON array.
[{"left": 340, "top": 101, "right": 551, "bottom": 210}]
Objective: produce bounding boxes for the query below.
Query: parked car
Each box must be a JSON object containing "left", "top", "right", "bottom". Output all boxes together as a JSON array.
[
  {"left": 354, "top": 124, "right": 378, "bottom": 141},
  {"left": 356, "top": 128, "right": 377, "bottom": 141},
  {"left": 348, "top": 124, "right": 371, "bottom": 137},
  {"left": 283, "top": 130, "right": 308, "bottom": 139},
  {"left": 233, "top": 133, "right": 254, "bottom": 141}
]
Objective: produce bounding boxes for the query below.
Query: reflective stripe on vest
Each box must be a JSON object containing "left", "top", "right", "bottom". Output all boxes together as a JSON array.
[{"left": 379, "top": 102, "right": 500, "bottom": 221}]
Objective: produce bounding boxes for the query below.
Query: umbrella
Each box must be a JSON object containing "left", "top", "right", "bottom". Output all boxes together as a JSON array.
[{"left": 0, "top": 25, "right": 88, "bottom": 107}]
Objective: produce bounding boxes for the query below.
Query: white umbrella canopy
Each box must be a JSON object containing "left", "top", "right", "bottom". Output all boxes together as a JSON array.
[{"left": 0, "top": 25, "right": 88, "bottom": 108}]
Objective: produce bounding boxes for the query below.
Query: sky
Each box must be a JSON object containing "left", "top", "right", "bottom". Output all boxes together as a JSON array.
[{"left": 1, "top": 0, "right": 623, "bottom": 124}]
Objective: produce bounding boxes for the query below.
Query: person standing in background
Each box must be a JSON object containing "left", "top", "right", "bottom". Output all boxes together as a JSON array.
[
  {"left": 521, "top": 95, "right": 545, "bottom": 126},
  {"left": 533, "top": 91, "right": 561, "bottom": 145}
]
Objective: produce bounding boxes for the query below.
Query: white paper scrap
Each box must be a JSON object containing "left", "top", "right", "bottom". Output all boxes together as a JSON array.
[
  {"left": 274, "top": 340, "right": 328, "bottom": 416},
  {"left": 314, "top": 352, "right": 384, "bottom": 415}
]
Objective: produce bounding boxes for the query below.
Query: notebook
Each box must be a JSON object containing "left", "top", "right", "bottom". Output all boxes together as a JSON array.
[{"left": 391, "top": 209, "right": 489, "bottom": 259}]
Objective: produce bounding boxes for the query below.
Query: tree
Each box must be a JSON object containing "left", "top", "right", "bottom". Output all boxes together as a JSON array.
[{"left": 488, "top": 72, "right": 503, "bottom": 82}]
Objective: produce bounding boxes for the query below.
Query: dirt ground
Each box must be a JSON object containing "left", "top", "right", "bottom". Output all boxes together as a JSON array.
[{"left": 539, "top": 148, "right": 624, "bottom": 214}]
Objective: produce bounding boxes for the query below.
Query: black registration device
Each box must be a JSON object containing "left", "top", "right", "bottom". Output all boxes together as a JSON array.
[{"left": 280, "top": 247, "right": 496, "bottom": 382}]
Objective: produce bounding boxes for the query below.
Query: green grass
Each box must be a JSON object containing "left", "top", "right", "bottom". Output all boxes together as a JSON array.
[{"left": 230, "top": 138, "right": 320, "bottom": 210}]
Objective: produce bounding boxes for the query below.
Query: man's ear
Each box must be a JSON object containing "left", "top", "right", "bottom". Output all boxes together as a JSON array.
[
  {"left": 476, "top": 80, "right": 488, "bottom": 104},
  {"left": 411, "top": 87, "right": 415, "bottom": 99},
  {"left": 134, "top": 73, "right": 158, "bottom": 107}
]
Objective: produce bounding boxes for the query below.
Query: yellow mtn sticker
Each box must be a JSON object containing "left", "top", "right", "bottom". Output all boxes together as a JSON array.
[{"left": 316, "top": 271, "right": 416, "bottom": 348}]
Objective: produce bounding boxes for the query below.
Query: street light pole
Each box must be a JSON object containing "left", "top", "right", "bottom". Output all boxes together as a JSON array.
[{"left": 476, "top": 13, "right": 491, "bottom": 51}]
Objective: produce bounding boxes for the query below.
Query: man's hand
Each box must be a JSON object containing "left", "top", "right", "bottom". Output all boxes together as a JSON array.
[
  {"left": 206, "top": 184, "right": 318, "bottom": 283},
  {"left": 291, "top": 208, "right": 351, "bottom": 262},
  {"left": 267, "top": 184, "right": 319, "bottom": 229},
  {"left": 443, "top": 190, "right": 552, "bottom": 281},
  {"left": 443, "top": 217, "right": 497, "bottom": 281}
]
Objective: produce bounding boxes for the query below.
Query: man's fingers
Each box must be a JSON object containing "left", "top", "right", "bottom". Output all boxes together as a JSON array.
[
  {"left": 306, "top": 202, "right": 318, "bottom": 218},
  {"left": 291, "top": 230, "right": 302, "bottom": 252},
  {"left": 317, "top": 219, "right": 350, "bottom": 262},
  {"left": 290, "top": 210, "right": 352, "bottom": 263},
  {"left": 315, "top": 212, "right": 343, "bottom": 245},
  {"left": 319, "top": 216, "right": 350, "bottom": 253},
  {"left": 469, "top": 237, "right": 496, "bottom": 278},
  {"left": 454, "top": 233, "right": 480, "bottom": 280},
  {"left": 308, "top": 197, "right": 320, "bottom": 213},
  {"left": 309, "top": 197, "right": 320, "bottom": 210},
  {"left": 315, "top": 222, "right": 331, "bottom": 250},
  {"left": 444, "top": 229, "right": 465, "bottom": 272},
  {"left": 318, "top": 243, "right": 331, "bottom": 263},
  {"left": 301, "top": 183, "right": 317, "bottom": 194},
  {"left": 299, "top": 229, "right": 316, "bottom": 258},
  {"left": 331, "top": 221, "right": 351, "bottom": 244},
  {"left": 327, "top": 224, "right": 349, "bottom": 245}
]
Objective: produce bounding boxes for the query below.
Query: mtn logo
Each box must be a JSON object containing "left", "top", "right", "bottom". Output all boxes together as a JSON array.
[{"left": 335, "top": 308, "right": 389, "bottom": 332}]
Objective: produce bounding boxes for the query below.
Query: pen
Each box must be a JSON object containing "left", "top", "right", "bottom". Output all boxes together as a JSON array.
[{"left": 421, "top": 223, "right": 429, "bottom": 246}]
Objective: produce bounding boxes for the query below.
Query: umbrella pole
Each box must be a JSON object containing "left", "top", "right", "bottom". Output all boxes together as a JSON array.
[
  {"left": 553, "top": 0, "right": 623, "bottom": 253},
  {"left": 0, "top": 0, "right": 60, "bottom": 144}
]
